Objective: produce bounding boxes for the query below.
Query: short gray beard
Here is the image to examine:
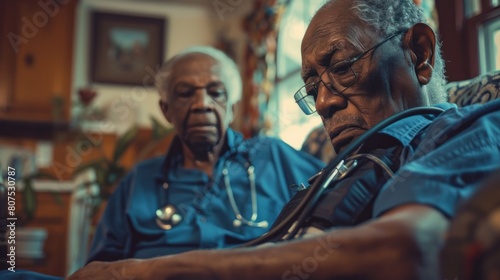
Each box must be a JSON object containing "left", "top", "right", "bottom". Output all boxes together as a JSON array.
[{"left": 185, "top": 141, "right": 215, "bottom": 162}]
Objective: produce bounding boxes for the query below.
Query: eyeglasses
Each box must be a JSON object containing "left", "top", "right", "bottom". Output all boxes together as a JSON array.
[{"left": 294, "top": 30, "right": 407, "bottom": 115}]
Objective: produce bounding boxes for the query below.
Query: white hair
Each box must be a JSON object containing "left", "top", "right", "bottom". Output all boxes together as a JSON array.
[
  {"left": 156, "top": 46, "right": 242, "bottom": 122},
  {"left": 320, "top": 0, "right": 448, "bottom": 104}
]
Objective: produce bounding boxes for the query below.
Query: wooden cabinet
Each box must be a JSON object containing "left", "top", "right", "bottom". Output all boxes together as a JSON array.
[
  {"left": 0, "top": 127, "right": 174, "bottom": 276},
  {"left": 0, "top": 0, "right": 77, "bottom": 123},
  {"left": 16, "top": 191, "right": 71, "bottom": 277}
]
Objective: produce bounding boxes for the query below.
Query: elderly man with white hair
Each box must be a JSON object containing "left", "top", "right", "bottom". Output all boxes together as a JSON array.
[{"left": 85, "top": 46, "right": 323, "bottom": 262}]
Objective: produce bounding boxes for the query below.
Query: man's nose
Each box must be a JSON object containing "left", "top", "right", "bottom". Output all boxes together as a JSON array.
[
  {"left": 191, "top": 89, "right": 214, "bottom": 112},
  {"left": 315, "top": 82, "right": 348, "bottom": 117}
]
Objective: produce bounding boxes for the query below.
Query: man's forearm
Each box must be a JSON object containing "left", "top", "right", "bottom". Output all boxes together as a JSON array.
[{"left": 145, "top": 204, "right": 448, "bottom": 280}]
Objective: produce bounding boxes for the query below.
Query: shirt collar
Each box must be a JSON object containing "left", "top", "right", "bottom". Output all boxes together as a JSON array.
[{"left": 377, "top": 103, "right": 457, "bottom": 147}]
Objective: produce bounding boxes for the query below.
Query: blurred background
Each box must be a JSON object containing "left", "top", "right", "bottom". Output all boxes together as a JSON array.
[{"left": 0, "top": 0, "right": 499, "bottom": 277}]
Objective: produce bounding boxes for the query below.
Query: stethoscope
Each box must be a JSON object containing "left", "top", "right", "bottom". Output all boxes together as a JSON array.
[
  {"left": 156, "top": 152, "right": 269, "bottom": 230},
  {"left": 238, "top": 106, "right": 448, "bottom": 247}
]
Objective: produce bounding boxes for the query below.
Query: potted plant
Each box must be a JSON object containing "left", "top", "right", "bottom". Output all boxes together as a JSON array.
[
  {"left": 73, "top": 117, "right": 173, "bottom": 221},
  {"left": 20, "top": 116, "right": 173, "bottom": 226}
]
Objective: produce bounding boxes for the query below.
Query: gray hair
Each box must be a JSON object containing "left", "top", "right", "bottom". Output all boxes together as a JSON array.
[
  {"left": 323, "top": 0, "right": 448, "bottom": 104},
  {"left": 156, "top": 46, "right": 242, "bottom": 122}
]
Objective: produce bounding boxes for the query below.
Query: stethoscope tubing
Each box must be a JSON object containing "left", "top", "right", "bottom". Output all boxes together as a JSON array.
[
  {"left": 156, "top": 150, "right": 263, "bottom": 229},
  {"left": 239, "top": 106, "right": 448, "bottom": 247}
]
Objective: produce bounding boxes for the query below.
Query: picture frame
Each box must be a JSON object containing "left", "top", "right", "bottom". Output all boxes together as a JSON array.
[{"left": 90, "top": 11, "right": 166, "bottom": 86}]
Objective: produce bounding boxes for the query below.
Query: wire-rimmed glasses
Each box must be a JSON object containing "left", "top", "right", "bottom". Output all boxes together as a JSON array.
[{"left": 294, "top": 30, "right": 407, "bottom": 115}]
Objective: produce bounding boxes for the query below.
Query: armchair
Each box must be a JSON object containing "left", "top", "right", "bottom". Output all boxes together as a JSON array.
[{"left": 447, "top": 70, "right": 500, "bottom": 107}]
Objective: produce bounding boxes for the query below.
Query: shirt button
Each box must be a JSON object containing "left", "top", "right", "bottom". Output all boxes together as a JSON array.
[
  {"left": 162, "top": 182, "right": 169, "bottom": 190},
  {"left": 200, "top": 217, "right": 207, "bottom": 223}
]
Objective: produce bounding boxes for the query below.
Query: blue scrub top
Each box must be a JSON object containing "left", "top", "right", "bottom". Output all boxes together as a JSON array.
[
  {"left": 374, "top": 100, "right": 500, "bottom": 218},
  {"left": 87, "top": 128, "right": 324, "bottom": 262}
]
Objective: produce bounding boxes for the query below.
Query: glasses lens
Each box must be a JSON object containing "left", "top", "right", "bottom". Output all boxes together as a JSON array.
[
  {"left": 295, "top": 83, "right": 318, "bottom": 115},
  {"left": 299, "top": 95, "right": 317, "bottom": 115},
  {"left": 322, "top": 61, "right": 357, "bottom": 92},
  {"left": 295, "top": 85, "right": 317, "bottom": 115}
]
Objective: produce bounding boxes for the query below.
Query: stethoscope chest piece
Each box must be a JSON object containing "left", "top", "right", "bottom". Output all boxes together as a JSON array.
[{"left": 156, "top": 204, "right": 182, "bottom": 230}]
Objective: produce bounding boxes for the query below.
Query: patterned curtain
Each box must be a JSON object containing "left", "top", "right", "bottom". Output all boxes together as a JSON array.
[{"left": 240, "top": 0, "right": 288, "bottom": 138}]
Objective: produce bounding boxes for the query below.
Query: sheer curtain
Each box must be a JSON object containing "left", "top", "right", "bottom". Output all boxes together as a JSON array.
[{"left": 267, "top": 0, "right": 325, "bottom": 149}]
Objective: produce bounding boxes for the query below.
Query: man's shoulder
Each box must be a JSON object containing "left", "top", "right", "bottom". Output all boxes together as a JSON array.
[
  {"left": 242, "top": 135, "right": 324, "bottom": 166},
  {"left": 399, "top": 99, "right": 500, "bottom": 165},
  {"left": 376, "top": 102, "right": 493, "bottom": 147},
  {"left": 114, "top": 156, "right": 164, "bottom": 191},
  {"left": 374, "top": 100, "right": 500, "bottom": 218},
  {"left": 132, "top": 156, "right": 165, "bottom": 172},
  {"left": 228, "top": 128, "right": 296, "bottom": 149},
  {"left": 244, "top": 135, "right": 286, "bottom": 145},
  {"left": 429, "top": 99, "right": 500, "bottom": 129},
  {"left": 241, "top": 135, "right": 297, "bottom": 153}
]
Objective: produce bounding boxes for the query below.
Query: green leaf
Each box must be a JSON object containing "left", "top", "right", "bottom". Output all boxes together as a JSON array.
[
  {"left": 112, "top": 126, "right": 139, "bottom": 163},
  {"left": 21, "top": 172, "right": 63, "bottom": 221},
  {"left": 22, "top": 177, "right": 37, "bottom": 221}
]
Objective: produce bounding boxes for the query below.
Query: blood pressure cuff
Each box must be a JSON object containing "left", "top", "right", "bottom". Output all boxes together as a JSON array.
[
  {"left": 308, "top": 145, "right": 404, "bottom": 230},
  {"left": 271, "top": 143, "right": 404, "bottom": 233}
]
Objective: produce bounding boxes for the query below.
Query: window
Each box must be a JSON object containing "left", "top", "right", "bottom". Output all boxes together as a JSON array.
[
  {"left": 467, "top": 1, "right": 500, "bottom": 76},
  {"left": 479, "top": 16, "right": 500, "bottom": 73},
  {"left": 464, "top": 0, "right": 481, "bottom": 18},
  {"left": 268, "top": 0, "right": 325, "bottom": 149},
  {"left": 439, "top": 0, "right": 500, "bottom": 80}
]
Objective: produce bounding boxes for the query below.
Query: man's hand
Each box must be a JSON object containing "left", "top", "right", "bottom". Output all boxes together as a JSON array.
[
  {"left": 67, "top": 204, "right": 448, "bottom": 280},
  {"left": 67, "top": 259, "right": 145, "bottom": 280}
]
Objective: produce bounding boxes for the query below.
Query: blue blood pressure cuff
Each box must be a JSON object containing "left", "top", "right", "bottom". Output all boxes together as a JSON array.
[
  {"left": 270, "top": 141, "right": 404, "bottom": 235},
  {"left": 307, "top": 145, "right": 403, "bottom": 230}
]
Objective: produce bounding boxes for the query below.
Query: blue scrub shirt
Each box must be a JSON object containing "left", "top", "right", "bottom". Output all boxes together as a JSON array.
[
  {"left": 87, "top": 128, "right": 324, "bottom": 262},
  {"left": 375, "top": 100, "right": 500, "bottom": 218}
]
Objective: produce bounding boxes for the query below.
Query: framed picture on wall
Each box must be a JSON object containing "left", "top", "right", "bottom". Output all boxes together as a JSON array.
[{"left": 90, "top": 11, "right": 166, "bottom": 86}]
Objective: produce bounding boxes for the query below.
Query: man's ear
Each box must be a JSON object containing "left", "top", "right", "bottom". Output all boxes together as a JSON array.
[
  {"left": 159, "top": 99, "right": 171, "bottom": 123},
  {"left": 404, "top": 23, "right": 436, "bottom": 85}
]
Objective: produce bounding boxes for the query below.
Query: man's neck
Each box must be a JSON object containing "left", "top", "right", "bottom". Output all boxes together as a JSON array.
[{"left": 181, "top": 139, "right": 225, "bottom": 176}]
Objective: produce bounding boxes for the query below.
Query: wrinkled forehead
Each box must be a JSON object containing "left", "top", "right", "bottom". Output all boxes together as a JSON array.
[
  {"left": 303, "top": 2, "right": 357, "bottom": 49},
  {"left": 300, "top": 3, "right": 369, "bottom": 79}
]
